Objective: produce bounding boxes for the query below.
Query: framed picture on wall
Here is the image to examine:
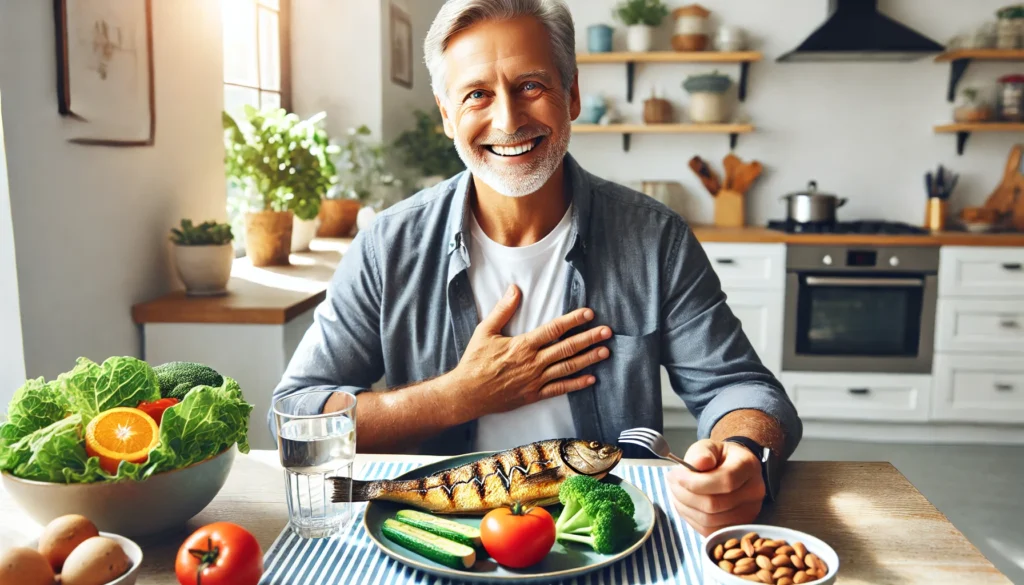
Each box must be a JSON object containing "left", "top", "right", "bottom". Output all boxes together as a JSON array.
[
  {"left": 54, "top": 0, "right": 156, "bottom": 146},
  {"left": 390, "top": 3, "right": 413, "bottom": 90}
]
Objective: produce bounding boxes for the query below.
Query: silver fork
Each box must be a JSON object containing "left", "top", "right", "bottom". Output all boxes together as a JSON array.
[{"left": 618, "top": 427, "right": 701, "bottom": 473}]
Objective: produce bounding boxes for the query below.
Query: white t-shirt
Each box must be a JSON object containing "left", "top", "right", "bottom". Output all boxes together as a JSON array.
[{"left": 468, "top": 204, "right": 577, "bottom": 452}]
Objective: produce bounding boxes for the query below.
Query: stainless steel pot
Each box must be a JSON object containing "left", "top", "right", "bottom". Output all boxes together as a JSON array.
[{"left": 781, "top": 181, "right": 848, "bottom": 223}]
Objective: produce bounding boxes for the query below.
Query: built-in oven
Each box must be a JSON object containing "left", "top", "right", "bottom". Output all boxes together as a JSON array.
[{"left": 783, "top": 246, "right": 939, "bottom": 374}]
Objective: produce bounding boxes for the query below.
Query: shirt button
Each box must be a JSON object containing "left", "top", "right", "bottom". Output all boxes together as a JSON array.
[{"left": 448, "top": 241, "right": 456, "bottom": 251}]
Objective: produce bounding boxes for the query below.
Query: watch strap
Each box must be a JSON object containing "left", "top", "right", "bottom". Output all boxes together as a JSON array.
[{"left": 723, "top": 436, "right": 778, "bottom": 502}]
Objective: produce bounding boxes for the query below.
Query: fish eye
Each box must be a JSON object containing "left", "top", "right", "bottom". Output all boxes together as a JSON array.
[{"left": 589, "top": 441, "right": 600, "bottom": 449}]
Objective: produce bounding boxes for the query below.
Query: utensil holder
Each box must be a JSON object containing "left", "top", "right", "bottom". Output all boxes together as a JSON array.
[
  {"left": 714, "top": 189, "right": 745, "bottom": 228},
  {"left": 924, "top": 198, "right": 948, "bottom": 232}
]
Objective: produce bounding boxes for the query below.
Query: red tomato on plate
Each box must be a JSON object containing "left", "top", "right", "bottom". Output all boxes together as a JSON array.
[
  {"left": 480, "top": 503, "right": 556, "bottom": 569},
  {"left": 175, "top": 522, "right": 263, "bottom": 585}
]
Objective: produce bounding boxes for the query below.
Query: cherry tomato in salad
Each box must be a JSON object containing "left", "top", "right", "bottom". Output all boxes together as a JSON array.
[
  {"left": 480, "top": 502, "right": 555, "bottom": 569},
  {"left": 175, "top": 522, "right": 263, "bottom": 585},
  {"left": 137, "top": 397, "right": 179, "bottom": 425}
]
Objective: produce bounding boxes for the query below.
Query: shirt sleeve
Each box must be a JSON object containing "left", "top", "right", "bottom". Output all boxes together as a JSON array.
[
  {"left": 268, "top": 227, "right": 386, "bottom": 437},
  {"left": 659, "top": 222, "right": 803, "bottom": 458}
]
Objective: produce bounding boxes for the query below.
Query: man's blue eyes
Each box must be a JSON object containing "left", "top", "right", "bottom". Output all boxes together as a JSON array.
[
  {"left": 470, "top": 90, "right": 485, "bottom": 100},
  {"left": 468, "top": 83, "right": 541, "bottom": 100},
  {"left": 524, "top": 82, "right": 539, "bottom": 91}
]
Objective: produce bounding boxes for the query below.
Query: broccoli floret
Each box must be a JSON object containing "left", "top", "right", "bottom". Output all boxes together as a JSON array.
[
  {"left": 594, "top": 483, "right": 635, "bottom": 518},
  {"left": 154, "top": 362, "right": 223, "bottom": 400},
  {"left": 555, "top": 475, "right": 603, "bottom": 533},
  {"left": 556, "top": 501, "right": 636, "bottom": 554}
]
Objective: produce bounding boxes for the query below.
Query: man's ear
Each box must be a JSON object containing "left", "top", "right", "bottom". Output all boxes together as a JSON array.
[
  {"left": 569, "top": 72, "right": 581, "bottom": 121},
  {"left": 435, "top": 95, "right": 456, "bottom": 139}
]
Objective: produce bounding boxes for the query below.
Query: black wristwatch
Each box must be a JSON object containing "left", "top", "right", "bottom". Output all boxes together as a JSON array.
[{"left": 723, "top": 436, "right": 780, "bottom": 502}]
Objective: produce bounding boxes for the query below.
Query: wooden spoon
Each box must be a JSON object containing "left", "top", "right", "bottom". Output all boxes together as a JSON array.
[
  {"left": 688, "top": 156, "right": 721, "bottom": 195},
  {"left": 734, "top": 160, "right": 764, "bottom": 194},
  {"left": 723, "top": 154, "right": 741, "bottom": 191}
]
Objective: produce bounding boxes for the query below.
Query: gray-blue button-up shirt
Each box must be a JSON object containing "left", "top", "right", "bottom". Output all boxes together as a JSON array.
[{"left": 272, "top": 154, "right": 802, "bottom": 457}]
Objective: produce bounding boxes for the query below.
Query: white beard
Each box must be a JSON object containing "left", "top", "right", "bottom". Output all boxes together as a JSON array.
[{"left": 453, "top": 116, "right": 572, "bottom": 198}]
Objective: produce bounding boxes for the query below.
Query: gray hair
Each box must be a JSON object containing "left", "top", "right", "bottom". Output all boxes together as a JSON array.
[{"left": 424, "top": 0, "right": 577, "bottom": 103}]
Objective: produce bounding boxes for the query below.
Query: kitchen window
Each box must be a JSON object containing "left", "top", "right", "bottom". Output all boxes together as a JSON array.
[{"left": 222, "top": 0, "right": 291, "bottom": 116}]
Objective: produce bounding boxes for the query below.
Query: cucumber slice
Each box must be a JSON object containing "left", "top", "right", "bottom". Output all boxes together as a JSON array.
[
  {"left": 382, "top": 518, "right": 477, "bottom": 570},
  {"left": 395, "top": 509, "right": 482, "bottom": 548}
]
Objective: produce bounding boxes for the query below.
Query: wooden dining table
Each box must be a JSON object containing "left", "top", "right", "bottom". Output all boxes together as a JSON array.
[{"left": 0, "top": 451, "right": 1010, "bottom": 584}]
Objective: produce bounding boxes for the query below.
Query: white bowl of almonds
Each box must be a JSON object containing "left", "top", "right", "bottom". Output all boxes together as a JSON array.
[{"left": 703, "top": 525, "right": 838, "bottom": 585}]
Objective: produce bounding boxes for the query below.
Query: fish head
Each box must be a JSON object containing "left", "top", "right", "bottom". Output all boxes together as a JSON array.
[{"left": 560, "top": 439, "right": 622, "bottom": 478}]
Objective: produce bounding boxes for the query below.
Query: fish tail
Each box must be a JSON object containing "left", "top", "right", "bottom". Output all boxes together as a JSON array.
[{"left": 330, "top": 476, "right": 378, "bottom": 503}]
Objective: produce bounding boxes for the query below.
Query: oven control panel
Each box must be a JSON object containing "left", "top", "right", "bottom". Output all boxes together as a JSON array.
[{"left": 789, "top": 246, "right": 939, "bottom": 272}]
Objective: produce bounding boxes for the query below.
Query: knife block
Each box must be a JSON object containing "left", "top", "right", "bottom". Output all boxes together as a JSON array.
[{"left": 714, "top": 189, "right": 745, "bottom": 228}]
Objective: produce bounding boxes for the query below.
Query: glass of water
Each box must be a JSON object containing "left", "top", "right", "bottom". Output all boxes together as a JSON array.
[{"left": 273, "top": 391, "right": 357, "bottom": 539}]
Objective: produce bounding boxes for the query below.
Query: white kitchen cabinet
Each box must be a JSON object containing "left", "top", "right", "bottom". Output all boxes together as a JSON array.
[
  {"left": 932, "top": 354, "right": 1024, "bottom": 424},
  {"left": 781, "top": 372, "right": 932, "bottom": 422},
  {"left": 703, "top": 243, "right": 786, "bottom": 291},
  {"left": 939, "top": 246, "right": 1024, "bottom": 297},
  {"left": 935, "top": 298, "right": 1024, "bottom": 353}
]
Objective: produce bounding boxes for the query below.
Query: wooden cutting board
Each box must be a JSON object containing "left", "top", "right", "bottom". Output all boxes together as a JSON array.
[{"left": 985, "top": 144, "right": 1024, "bottom": 230}]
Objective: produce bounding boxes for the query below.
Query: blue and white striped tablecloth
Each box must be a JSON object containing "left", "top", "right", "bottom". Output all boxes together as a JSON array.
[{"left": 259, "top": 462, "right": 704, "bottom": 584}]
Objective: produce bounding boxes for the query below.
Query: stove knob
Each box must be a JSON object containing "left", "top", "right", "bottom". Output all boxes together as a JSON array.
[
  {"left": 889, "top": 256, "right": 900, "bottom": 267},
  {"left": 822, "top": 254, "right": 833, "bottom": 266}
]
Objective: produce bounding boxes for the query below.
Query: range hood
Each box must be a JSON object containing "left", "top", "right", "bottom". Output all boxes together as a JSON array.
[{"left": 778, "top": 0, "right": 944, "bottom": 62}]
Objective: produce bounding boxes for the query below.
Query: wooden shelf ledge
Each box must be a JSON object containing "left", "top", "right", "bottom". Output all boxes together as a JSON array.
[
  {"left": 935, "top": 49, "right": 1024, "bottom": 62},
  {"left": 573, "top": 123, "right": 754, "bottom": 152},
  {"left": 577, "top": 51, "right": 763, "bottom": 64},
  {"left": 934, "top": 123, "right": 1024, "bottom": 155}
]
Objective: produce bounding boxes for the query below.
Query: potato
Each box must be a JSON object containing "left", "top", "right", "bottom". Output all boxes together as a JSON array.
[
  {"left": 61, "top": 537, "right": 130, "bottom": 585},
  {"left": 38, "top": 514, "right": 99, "bottom": 572},
  {"left": 0, "top": 547, "right": 55, "bottom": 585}
]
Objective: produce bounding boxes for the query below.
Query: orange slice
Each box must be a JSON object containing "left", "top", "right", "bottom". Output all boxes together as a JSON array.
[{"left": 85, "top": 407, "right": 160, "bottom": 474}]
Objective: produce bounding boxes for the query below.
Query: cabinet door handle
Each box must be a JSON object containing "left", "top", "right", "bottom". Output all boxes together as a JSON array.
[
  {"left": 1003, "top": 263, "right": 1023, "bottom": 271},
  {"left": 1000, "top": 319, "right": 1020, "bottom": 329},
  {"left": 716, "top": 258, "right": 736, "bottom": 265},
  {"left": 995, "top": 383, "right": 1014, "bottom": 392},
  {"left": 848, "top": 388, "right": 871, "bottom": 395}
]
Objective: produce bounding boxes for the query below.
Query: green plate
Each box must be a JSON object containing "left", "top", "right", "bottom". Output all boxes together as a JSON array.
[{"left": 364, "top": 452, "right": 655, "bottom": 583}]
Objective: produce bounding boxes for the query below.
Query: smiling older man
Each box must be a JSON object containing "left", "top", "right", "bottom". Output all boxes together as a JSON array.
[{"left": 273, "top": 0, "right": 802, "bottom": 536}]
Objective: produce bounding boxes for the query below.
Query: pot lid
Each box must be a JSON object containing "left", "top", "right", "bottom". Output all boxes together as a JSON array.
[
  {"left": 672, "top": 4, "right": 711, "bottom": 18},
  {"left": 683, "top": 71, "right": 732, "bottom": 93},
  {"left": 999, "top": 74, "right": 1024, "bottom": 84},
  {"left": 785, "top": 181, "right": 839, "bottom": 198}
]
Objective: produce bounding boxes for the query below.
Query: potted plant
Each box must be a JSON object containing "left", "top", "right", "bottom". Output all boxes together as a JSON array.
[
  {"left": 223, "top": 106, "right": 338, "bottom": 265},
  {"left": 615, "top": 0, "right": 670, "bottom": 52},
  {"left": 394, "top": 110, "right": 465, "bottom": 189},
  {"left": 319, "top": 126, "right": 399, "bottom": 237},
  {"left": 170, "top": 219, "right": 234, "bottom": 296}
]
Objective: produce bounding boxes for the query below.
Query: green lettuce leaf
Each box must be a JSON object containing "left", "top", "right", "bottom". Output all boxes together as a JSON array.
[
  {"left": 59, "top": 357, "right": 161, "bottom": 424},
  {"left": 1, "top": 378, "right": 71, "bottom": 446},
  {"left": 141, "top": 377, "right": 253, "bottom": 478},
  {"left": 0, "top": 415, "right": 106, "bottom": 483}
]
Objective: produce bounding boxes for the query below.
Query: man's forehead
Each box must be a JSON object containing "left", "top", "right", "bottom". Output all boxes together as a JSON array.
[{"left": 443, "top": 17, "right": 556, "bottom": 87}]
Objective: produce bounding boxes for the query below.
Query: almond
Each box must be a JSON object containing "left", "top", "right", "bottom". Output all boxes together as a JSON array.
[
  {"left": 756, "top": 568, "right": 774, "bottom": 583},
  {"left": 777, "top": 579, "right": 794, "bottom": 585},
  {"left": 742, "top": 531, "right": 759, "bottom": 542},
  {"left": 772, "top": 554, "right": 792, "bottom": 567},
  {"left": 724, "top": 548, "right": 746, "bottom": 561},
  {"left": 725, "top": 538, "right": 740, "bottom": 550},
  {"left": 742, "top": 538, "right": 755, "bottom": 557},
  {"left": 756, "top": 555, "right": 773, "bottom": 570},
  {"left": 741, "top": 576, "right": 762, "bottom": 583},
  {"left": 719, "top": 560, "right": 735, "bottom": 573},
  {"left": 714, "top": 544, "right": 725, "bottom": 561},
  {"left": 735, "top": 557, "right": 756, "bottom": 569},
  {"left": 817, "top": 559, "right": 829, "bottom": 575},
  {"left": 733, "top": 561, "right": 757, "bottom": 575},
  {"left": 791, "top": 554, "right": 806, "bottom": 570},
  {"left": 793, "top": 570, "right": 810, "bottom": 584},
  {"left": 776, "top": 545, "right": 795, "bottom": 557},
  {"left": 755, "top": 545, "right": 776, "bottom": 557},
  {"left": 754, "top": 537, "right": 764, "bottom": 548},
  {"left": 806, "top": 568, "right": 821, "bottom": 578},
  {"left": 793, "top": 541, "right": 807, "bottom": 559},
  {"left": 806, "top": 553, "right": 821, "bottom": 571},
  {"left": 774, "top": 566, "right": 795, "bottom": 579}
]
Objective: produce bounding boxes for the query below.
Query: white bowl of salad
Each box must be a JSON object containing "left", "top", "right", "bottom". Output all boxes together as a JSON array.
[{"left": 0, "top": 357, "right": 253, "bottom": 537}]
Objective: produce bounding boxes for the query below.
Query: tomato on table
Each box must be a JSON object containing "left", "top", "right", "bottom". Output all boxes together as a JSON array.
[
  {"left": 480, "top": 502, "right": 556, "bottom": 569},
  {"left": 176, "top": 522, "right": 263, "bottom": 585},
  {"left": 137, "top": 397, "right": 179, "bottom": 425}
]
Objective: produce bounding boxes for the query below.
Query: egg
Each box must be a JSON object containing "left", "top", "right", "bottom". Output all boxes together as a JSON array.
[
  {"left": 60, "top": 537, "right": 130, "bottom": 585},
  {"left": 38, "top": 514, "right": 100, "bottom": 572},
  {"left": 0, "top": 547, "right": 55, "bottom": 585}
]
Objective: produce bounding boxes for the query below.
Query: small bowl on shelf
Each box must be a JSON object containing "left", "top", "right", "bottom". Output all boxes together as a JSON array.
[
  {"left": 958, "top": 207, "right": 1000, "bottom": 234},
  {"left": 702, "top": 524, "right": 839, "bottom": 585}
]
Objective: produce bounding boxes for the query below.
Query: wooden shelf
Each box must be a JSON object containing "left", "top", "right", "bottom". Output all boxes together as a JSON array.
[
  {"left": 573, "top": 123, "right": 754, "bottom": 152},
  {"left": 935, "top": 49, "right": 1024, "bottom": 62},
  {"left": 934, "top": 123, "right": 1024, "bottom": 155},
  {"left": 576, "top": 51, "right": 763, "bottom": 103},
  {"left": 577, "top": 51, "right": 763, "bottom": 64}
]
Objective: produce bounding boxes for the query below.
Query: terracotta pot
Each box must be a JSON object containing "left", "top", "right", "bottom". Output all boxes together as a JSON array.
[
  {"left": 245, "top": 210, "right": 293, "bottom": 266},
  {"left": 173, "top": 243, "right": 233, "bottom": 296},
  {"left": 317, "top": 199, "right": 361, "bottom": 237}
]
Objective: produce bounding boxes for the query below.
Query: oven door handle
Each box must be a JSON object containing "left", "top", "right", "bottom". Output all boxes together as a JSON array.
[{"left": 804, "top": 276, "right": 925, "bottom": 288}]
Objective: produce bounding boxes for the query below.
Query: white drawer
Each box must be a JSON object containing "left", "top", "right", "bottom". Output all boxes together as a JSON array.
[
  {"left": 939, "top": 246, "right": 1024, "bottom": 297},
  {"left": 702, "top": 243, "right": 786, "bottom": 291},
  {"left": 935, "top": 299, "right": 1024, "bottom": 353},
  {"left": 781, "top": 372, "right": 931, "bottom": 422},
  {"left": 932, "top": 354, "right": 1024, "bottom": 424}
]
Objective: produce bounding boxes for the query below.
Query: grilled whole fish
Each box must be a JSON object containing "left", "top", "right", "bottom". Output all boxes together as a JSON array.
[{"left": 331, "top": 439, "right": 622, "bottom": 514}]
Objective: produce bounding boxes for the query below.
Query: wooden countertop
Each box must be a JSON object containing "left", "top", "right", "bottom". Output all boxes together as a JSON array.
[
  {"left": 0, "top": 452, "right": 1010, "bottom": 584},
  {"left": 131, "top": 238, "right": 352, "bottom": 325},
  {"left": 692, "top": 225, "right": 1024, "bottom": 247}
]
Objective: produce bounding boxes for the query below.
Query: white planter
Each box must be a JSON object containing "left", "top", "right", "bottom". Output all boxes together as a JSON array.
[
  {"left": 626, "top": 25, "right": 654, "bottom": 52},
  {"left": 356, "top": 206, "right": 378, "bottom": 232},
  {"left": 291, "top": 216, "right": 320, "bottom": 252},
  {"left": 174, "top": 244, "right": 233, "bottom": 297}
]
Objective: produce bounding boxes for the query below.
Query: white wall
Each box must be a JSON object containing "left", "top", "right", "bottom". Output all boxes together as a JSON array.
[
  {"left": 0, "top": 0, "right": 227, "bottom": 379},
  {"left": 567, "top": 0, "right": 1018, "bottom": 225},
  {"left": 0, "top": 93, "right": 27, "bottom": 406}
]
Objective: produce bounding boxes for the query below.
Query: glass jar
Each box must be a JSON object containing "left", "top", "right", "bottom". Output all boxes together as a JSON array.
[
  {"left": 997, "top": 18, "right": 1021, "bottom": 49},
  {"left": 998, "top": 75, "right": 1024, "bottom": 121},
  {"left": 971, "top": 22, "right": 997, "bottom": 48},
  {"left": 954, "top": 87, "right": 993, "bottom": 123}
]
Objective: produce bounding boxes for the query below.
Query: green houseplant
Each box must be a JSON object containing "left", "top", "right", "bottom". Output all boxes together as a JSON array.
[
  {"left": 223, "top": 106, "right": 339, "bottom": 264},
  {"left": 319, "top": 125, "right": 399, "bottom": 237},
  {"left": 169, "top": 220, "right": 235, "bottom": 296},
  {"left": 615, "top": 0, "right": 669, "bottom": 52},
  {"left": 394, "top": 110, "right": 464, "bottom": 187}
]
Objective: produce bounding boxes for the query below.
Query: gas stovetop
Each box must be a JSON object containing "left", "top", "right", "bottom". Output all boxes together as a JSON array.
[{"left": 767, "top": 220, "right": 929, "bottom": 235}]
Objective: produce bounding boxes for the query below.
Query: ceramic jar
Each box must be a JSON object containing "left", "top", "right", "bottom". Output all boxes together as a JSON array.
[
  {"left": 683, "top": 71, "right": 732, "bottom": 123},
  {"left": 580, "top": 94, "right": 607, "bottom": 124},
  {"left": 587, "top": 24, "right": 614, "bottom": 53},
  {"left": 672, "top": 4, "right": 711, "bottom": 51}
]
